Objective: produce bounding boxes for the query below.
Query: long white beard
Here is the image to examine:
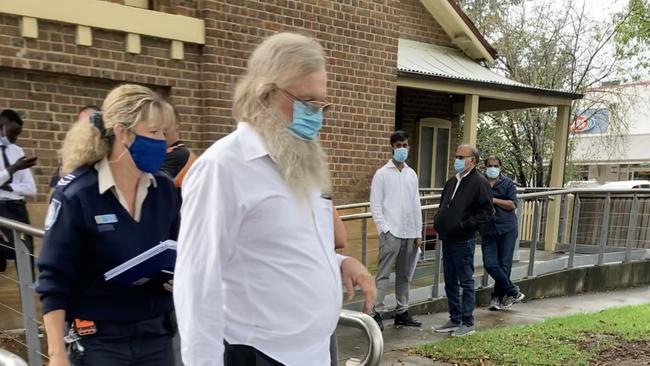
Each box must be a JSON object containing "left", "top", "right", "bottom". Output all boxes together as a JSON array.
[{"left": 252, "top": 109, "right": 331, "bottom": 201}]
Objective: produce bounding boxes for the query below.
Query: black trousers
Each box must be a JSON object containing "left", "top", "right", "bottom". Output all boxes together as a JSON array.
[
  {"left": 0, "top": 200, "right": 34, "bottom": 274},
  {"left": 68, "top": 314, "right": 176, "bottom": 366},
  {"left": 224, "top": 342, "right": 285, "bottom": 366}
]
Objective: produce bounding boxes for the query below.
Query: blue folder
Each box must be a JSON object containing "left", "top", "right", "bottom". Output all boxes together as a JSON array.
[{"left": 104, "top": 240, "right": 177, "bottom": 286}]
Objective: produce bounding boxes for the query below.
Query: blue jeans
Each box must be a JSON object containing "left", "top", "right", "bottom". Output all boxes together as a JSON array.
[
  {"left": 442, "top": 239, "right": 476, "bottom": 326},
  {"left": 481, "top": 229, "right": 519, "bottom": 299}
]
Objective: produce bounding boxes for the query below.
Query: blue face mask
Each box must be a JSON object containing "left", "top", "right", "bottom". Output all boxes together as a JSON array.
[
  {"left": 393, "top": 147, "right": 408, "bottom": 163},
  {"left": 454, "top": 158, "right": 467, "bottom": 174},
  {"left": 127, "top": 134, "right": 167, "bottom": 173},
  {"left": 0, "top": 126, "right": 10, "bottom": 146},
  {"left": 486, "top": 167, "right": 500, "bottom": 179},
  {"left": 287, "top": 101, "right": 323, "bottom": 140}
]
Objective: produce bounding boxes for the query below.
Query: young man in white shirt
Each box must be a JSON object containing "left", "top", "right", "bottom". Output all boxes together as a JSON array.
[
  {"left": 369, "top": 130, "right": 422, "bottom": 331},
  {"left": 0, "top": 109, "right": 37, "bottom": 273},
  {"left": 174, "top": 32, "right": 376, "bottom": 366}
]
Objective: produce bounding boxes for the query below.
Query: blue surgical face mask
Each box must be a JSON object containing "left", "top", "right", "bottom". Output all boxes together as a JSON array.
[
  {"left": 127, "top": 134, "right": 167, "bottom": 173},
  {"left": 0, "top": 126, "right": 10, "bottom": 146},
  {"left": 486, "top": 167, "right": 500, "bottom": 179},
  {"left": 393, "top": 147, "right": 408, "bottom": 163},
  {"left": 287, "top": 101, "right": 323, "bottom": 140},
  {"left": 454, "top": 158, "right": 467, "bottom": 174}
]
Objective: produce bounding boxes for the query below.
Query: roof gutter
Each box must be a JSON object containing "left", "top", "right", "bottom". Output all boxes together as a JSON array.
[{"left": 397, "top": 70, "right": 584, "bottom": 101}]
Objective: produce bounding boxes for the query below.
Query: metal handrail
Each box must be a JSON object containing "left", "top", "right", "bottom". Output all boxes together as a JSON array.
[
  {"left": 337, "top": 310, "right": 383, "bottom": 366},
  {"left": 0, "top": 216, "right": 44, "bottom": 237},
  {"left": 341, "top": 186, "right": 650, "bottom": 301},
  {"left": 0, "top": 216, "right": 385, "bottom": 366},
  {"left": 0, "top": 349, "right": 28, "bottom": 366},
  {"left": 0, "top": 216, "right": 43, "bottom": 366},
  {"left": 336, "top": 194, "right": 441, "bottom": 210},
  {"left": 338, "top": 187, "right": 650, "bottom": 212}
]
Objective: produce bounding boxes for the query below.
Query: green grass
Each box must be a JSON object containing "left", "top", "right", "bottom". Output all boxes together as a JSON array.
[{"left": 414, "top": 303, "right": 650, "bottom": 366}]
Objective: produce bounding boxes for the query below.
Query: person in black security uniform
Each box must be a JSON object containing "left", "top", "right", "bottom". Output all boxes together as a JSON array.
[
  {"left": 433, "top": 144, "right": 493, "bottom": 337},
  {"left": 37, "top": 84, "right": 179, "bottom": 366},
  {"left": 481, "top": 156, "right": 525, "bottom": 310},
  {"left": 0, "top": 109, "right": 37, "bottom": 274}
]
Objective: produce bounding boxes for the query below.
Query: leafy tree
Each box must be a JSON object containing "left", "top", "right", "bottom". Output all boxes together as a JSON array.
[
  {"left": 616, "top": 0, "right": 650, "bottom": 69},
  {"left": 458, "top": 0, "right": 641, "bottom": 186}
]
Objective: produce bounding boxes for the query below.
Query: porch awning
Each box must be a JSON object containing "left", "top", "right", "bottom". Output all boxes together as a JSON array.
[{"left": 397, "top": 39, "right": 582, "bottom": 103}]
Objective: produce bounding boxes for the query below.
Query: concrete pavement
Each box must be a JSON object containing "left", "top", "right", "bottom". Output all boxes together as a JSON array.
[{"left": 336, "top": 286, "right": 650, "bottom": 366}]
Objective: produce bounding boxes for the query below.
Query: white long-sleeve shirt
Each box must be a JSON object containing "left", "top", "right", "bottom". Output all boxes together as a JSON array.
[
  {"left": 0, "top": 144, "right": 36, "bottom": 201},
  {"left": 370, "top": 160, "right": 422, "bottom": 239},
  {"left": 174, "top": 122, "right": 346, "bottom": 366}
]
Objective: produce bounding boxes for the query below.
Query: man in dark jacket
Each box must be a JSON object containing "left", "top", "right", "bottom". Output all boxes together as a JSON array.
[{"left": 433, "top": 144, "right": 493, "bottom": 337}]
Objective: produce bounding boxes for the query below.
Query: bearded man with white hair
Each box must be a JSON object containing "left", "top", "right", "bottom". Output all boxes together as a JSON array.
[{"left": 173, "top": 32, "right": 376, "bottom": 366}]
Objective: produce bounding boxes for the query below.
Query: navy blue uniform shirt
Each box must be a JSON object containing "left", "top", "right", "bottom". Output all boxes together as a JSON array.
[
  {"left": 487, "top": 175, "right": 518, "bottom": 235},
  {"left": 37, "top": 164, "right": 180, "bottom": 322}
]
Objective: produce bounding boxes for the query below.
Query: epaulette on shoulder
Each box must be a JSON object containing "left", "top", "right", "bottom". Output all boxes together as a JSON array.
[{"left": 55, "top": 166, "right": 94, "bottom": 192}]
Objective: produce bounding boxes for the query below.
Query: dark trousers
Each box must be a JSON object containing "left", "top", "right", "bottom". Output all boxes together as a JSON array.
[
  {"left": 442, "top": 238, "right": 476, "bottom": 326},
  {"left": 224, "top": 342, "right": 284, "bottom": 366},
  {"left": 0, "top": 200, "right": 34, "bottom": 274},
  {"left": 481, "top": 229, "right": 519, "bottom": 299},
  {"left": 68, "top": 314, "right": 176, "bottom": 366}
]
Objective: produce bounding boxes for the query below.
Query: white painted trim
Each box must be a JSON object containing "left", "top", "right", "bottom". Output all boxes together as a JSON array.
[{"left": 0, "top": 0, "right": 205, "bottom": 44}]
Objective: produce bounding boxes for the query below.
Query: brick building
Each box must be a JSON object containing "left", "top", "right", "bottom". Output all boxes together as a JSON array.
[{"left": 0, "top": 0, "right": 580, "bottom": 220}]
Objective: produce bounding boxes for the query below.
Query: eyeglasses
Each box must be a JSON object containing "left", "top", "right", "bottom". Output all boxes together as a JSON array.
[
  {"left": 485, "top": 165, "right": 500, "bottom": 168},
  {"left": 276, "top": 86, "right": 332, "bottom": 115},
  {"left": 455, "top": 155, "right": 472, "bottom": 160}
]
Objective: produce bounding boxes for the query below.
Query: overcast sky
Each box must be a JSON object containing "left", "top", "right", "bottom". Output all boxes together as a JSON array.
[{"left": 531, "top": 0, "right": 649, "bottom": 80}]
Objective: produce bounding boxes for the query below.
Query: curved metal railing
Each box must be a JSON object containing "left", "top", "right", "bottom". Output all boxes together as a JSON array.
[
  {"left": 337, "top": 310, "right": 383, "bottom": 366},
  {"left": 0, "top": 349, "right": 28, "bottom": 366},
  {"left": 338, "top": 187, "right": 650, "bottom": 300}
]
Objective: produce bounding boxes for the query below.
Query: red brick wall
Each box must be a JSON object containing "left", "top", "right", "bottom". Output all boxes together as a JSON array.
[
  {"left": 0, "top": 14, "right": 203, "bottom": 201},
  {"left": 0, "top": 1, "right": 462, "bottom": 203},
  {"left": 0, "top": 68, "right": 114, "bottom": 202},
  {"left": 399, "top": 0, "right": 454, "bottom": 46},
  {"left": 199, "top": 0, "right": 402, "bottom": 203}
]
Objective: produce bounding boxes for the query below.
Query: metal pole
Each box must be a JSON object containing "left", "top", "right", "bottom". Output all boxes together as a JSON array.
[
  {"left": 557, "top": 194, "right": 568, "bottom": 247},
  {"left": 432, "top": 235, "right": 441, "bottom": 298},
  {"left": 13, "top": 231, "right": 42, "bottom": 366},
  {"left": 481, "top": 266, "right": 489, "bottom": 288},
  {"left": 361, "top": 208, "right": 368, "bottom": 266},
  {"left": 597, "top": 193, "right": 611, "bottom": 266},
  {"left": 513, "top": 198, "right": 524, "bottom": 262},
  {"left": 568, "top": 194, "right": 581, "bottom": 268},
  {"left": 421, "top": 211, "right": 427, "bottom": 260},
  {"left": 527, "top": 200, "right": 541, "bottom": 278},
  {"left": 624, "top": 194, "right": 640, "bottom": 263}
]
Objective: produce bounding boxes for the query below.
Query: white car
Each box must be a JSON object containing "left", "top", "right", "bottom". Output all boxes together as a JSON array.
[{"left": 598, "top": 180, "right": 650, "bottom": 189}]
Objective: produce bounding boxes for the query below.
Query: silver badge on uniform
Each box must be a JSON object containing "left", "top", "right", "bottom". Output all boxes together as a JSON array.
[{"left": 44, "top": 199, "right": 62, "bottom": 231}]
